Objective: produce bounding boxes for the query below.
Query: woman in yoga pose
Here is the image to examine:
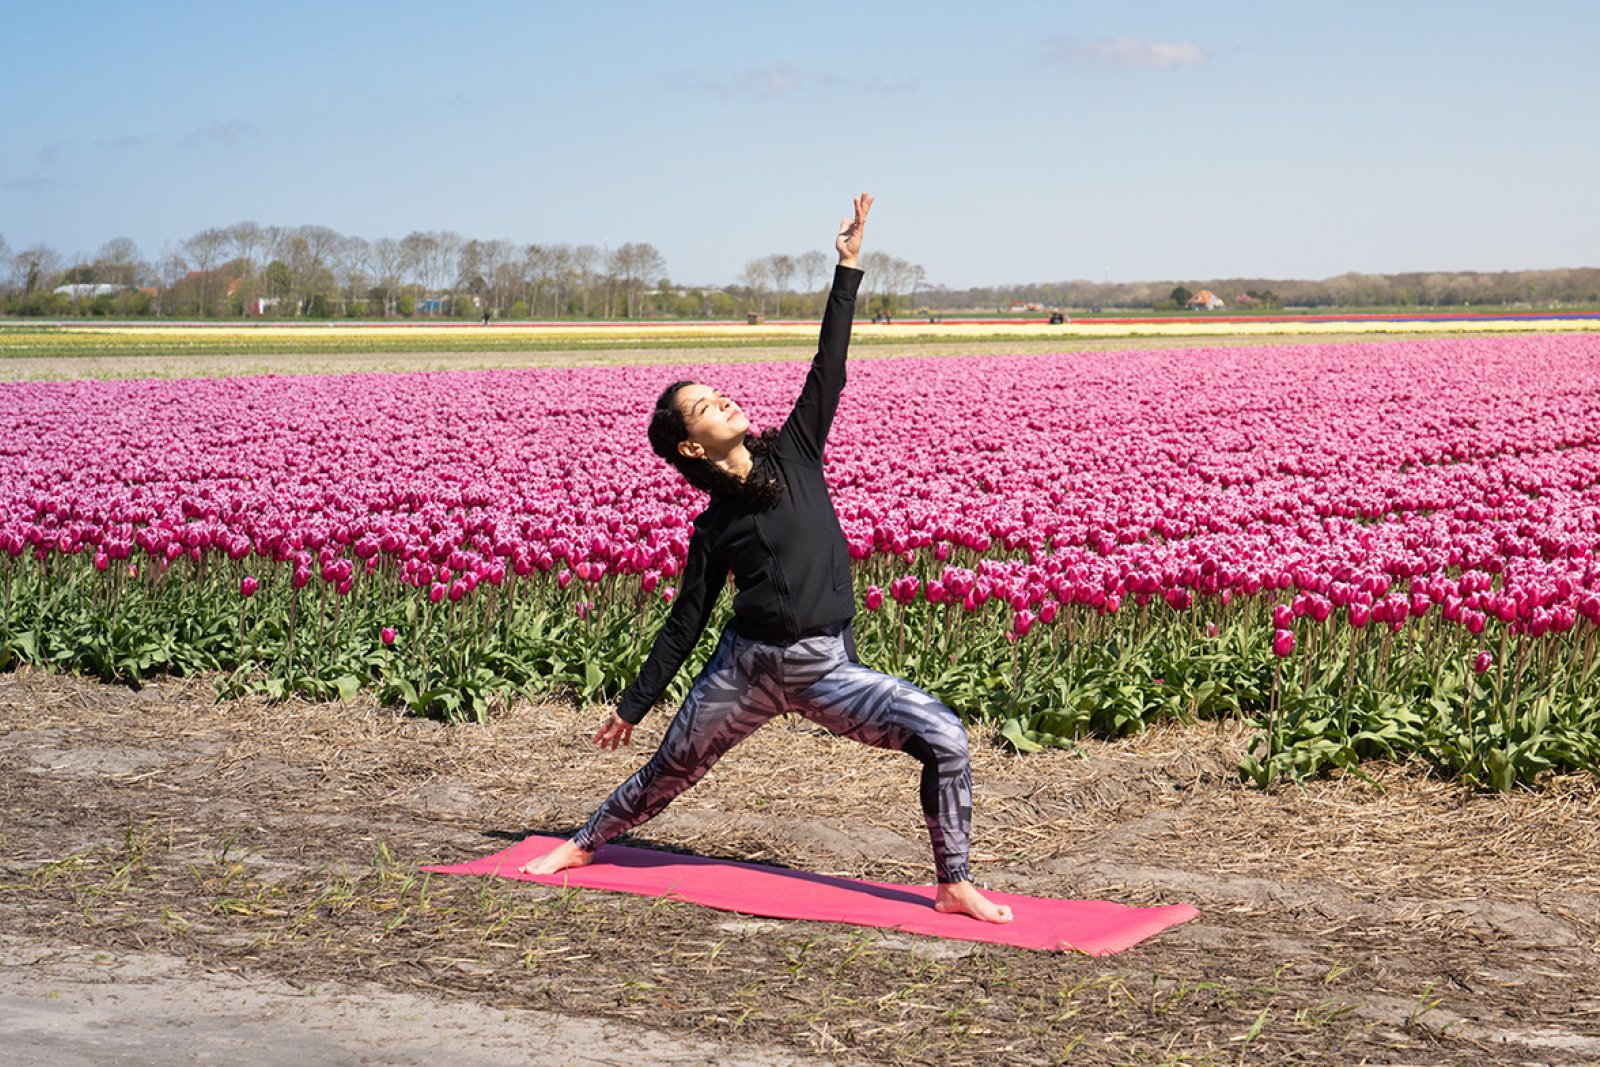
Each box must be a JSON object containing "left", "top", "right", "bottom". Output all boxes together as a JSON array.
[{"left": 524, "top": 193, "right": 1011, "bottom": 924}]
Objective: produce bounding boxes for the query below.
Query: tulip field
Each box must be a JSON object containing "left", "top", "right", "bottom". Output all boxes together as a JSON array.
[{"left": 5, "top": 333, "right": 1600, "bottom": 790}]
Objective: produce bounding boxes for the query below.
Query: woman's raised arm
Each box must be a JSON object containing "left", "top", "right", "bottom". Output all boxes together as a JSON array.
[{"left": 777, "top": 193, "right": 873, "bottom": 466}]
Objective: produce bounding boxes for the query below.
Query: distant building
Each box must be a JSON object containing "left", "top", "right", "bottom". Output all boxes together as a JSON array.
[
  {"left": 52, "top": 283, "right": 130, "bottom": 299},
  {"left": 1187, "top": 289, "right": 1225, "bottom": 310}
]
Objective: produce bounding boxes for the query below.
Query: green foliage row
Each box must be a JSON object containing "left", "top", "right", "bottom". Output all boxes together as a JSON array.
[{"left": 4, "top": 553, "right": 1598, "bottom": 791}]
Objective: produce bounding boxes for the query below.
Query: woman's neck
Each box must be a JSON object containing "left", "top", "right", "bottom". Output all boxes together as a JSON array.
[{"left": 709, "top": 441, "right": 754, "bottom": 482}]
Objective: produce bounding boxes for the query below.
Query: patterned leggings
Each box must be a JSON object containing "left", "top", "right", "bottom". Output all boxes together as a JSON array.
[{"left": 572, "top": 623, "right": 974, "bottom": 884}]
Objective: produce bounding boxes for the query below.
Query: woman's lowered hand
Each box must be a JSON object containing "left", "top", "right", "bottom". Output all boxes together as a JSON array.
[{"left": 593, "top": 711, "right": 633, "bottom": 750}]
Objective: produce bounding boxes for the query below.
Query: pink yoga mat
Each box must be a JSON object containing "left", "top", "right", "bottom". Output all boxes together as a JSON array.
[{"left": 423, "top": 835, "right": 1198, "bottom": 955}]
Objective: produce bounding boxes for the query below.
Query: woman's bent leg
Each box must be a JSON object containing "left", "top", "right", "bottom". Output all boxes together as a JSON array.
[
  {"left": 789, "top": 653, "right": 973, "bottom": 885},
  {"left": 570, "top": 634, "right": 782, "bottom": 852}
]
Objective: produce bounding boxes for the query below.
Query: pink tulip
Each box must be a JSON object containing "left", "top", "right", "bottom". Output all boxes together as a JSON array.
[
  {"left": 1473, "top": 650, "right": 1492, "bottom": 674},
  {"left": 241, "top": 575, "right": 258, "bottom": 597},
  {"left": 1272, "top": 629, "right": 1295, "bottom": 657},
  {"left": 381, "top": 626, "right": 397, "bottom": 645}
]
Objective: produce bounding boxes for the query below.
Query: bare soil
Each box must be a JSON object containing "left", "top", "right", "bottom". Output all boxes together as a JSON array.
[{"left": 3, "top": 669, "right": 1599, "bottom": 1065}]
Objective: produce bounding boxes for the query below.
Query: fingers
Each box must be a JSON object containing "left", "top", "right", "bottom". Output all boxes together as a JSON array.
[{"left": 592, "top": 715, "right": 632, "bottom": 750}]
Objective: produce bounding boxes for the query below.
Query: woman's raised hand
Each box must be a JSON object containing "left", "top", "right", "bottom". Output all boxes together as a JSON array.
[
  {"left": 593, "top": 710, "right": 633, "bottom": 750},
  {"left": 836, "top": 192, "right": 873, "bottom": 268}
]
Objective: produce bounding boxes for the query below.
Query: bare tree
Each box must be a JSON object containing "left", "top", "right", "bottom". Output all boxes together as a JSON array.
[
  {"left": 571, "top": 244, "right": 600, "bottom": 317},
  {"left": 181, "top": 228, "right": 230, "bottom": 315},
  {"left": 525, "top": 244, "right": 554, "bottom": 316},
  {"left": 334, "top": 234, "right": 371, "bottom": 314},
  {"left": 92, "top": 237, "right": 144, "bottom": 286},
  {"left": 740, "top": 257, "right": 771, "bottom": 316},
  {"left": 369, "top": 237, "right": 405, "bottom": 315},
  {"left": 398, "top": 231, "right": 434, "bottom": 306},
  {"left": 396, "top": 230, "right": 462, "bottom": 313},
  {"left": 860, "top": 250, "right": 892, "bottom": 309},
  {"left": 480, "top": 239, "right": 518, "bottom": 313},
  {"left": 768, "top": 253, "right": 796, "bottom": 316},
  {"left": 12, "top": 244, "right": 62, "bottom": 294},
  {"left": 432, "top": 231, "right": 463, "bottom": 312},
  {"left": 0, "top": 233, "right": 12, "bottom": 291},
  {"left": 798, "top": 249, "right": 830, "bottom": 308},
  {"left": 607, "top": 242, "right": 666, "bottom": 318},
  {"left": 226, "top": 221, "right": 269, "bottom": 270},
  {"left": 457, "top": 239, "right": 489, "bottom": 296},
  {"left": 283, "top": 225, "right": 344, "bottom": 314},
  {"left": 908, "top": 263, "right": 928, "bottom": 309}
]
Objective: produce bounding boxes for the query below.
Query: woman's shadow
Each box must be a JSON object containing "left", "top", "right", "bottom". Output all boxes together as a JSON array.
[{"left": 482, "top": 827, "right": 934, "bottom": 909}]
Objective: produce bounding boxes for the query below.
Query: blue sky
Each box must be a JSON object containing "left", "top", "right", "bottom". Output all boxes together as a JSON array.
[{"left": 3, "top": 1, "right": 1597, "bottom": 288}]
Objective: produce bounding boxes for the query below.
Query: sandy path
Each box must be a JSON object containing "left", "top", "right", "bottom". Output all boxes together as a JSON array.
[{"left": 0, "top": 935, "right": 820, "bottom": 1067}]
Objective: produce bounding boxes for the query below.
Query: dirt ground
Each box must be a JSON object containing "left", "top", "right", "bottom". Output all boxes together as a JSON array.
[{"left": 3, "top": 669, "right": 1599, "bottom": 1065}]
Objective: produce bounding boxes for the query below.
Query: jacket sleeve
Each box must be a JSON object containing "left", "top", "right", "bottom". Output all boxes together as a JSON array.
[
  {"left": 775, "top": 264, "right": 864, "bottom": 466},
  {"left": 615, "top": 522, "right": 727, "bottom": 724}
]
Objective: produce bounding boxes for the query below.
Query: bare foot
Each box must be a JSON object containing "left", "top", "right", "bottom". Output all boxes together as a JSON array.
[
  {"left": 518, "top": 839, "right": 593, "bottom": 876},
  {"left": 934, "top": 880, "right": 1014, "bottom": 924}
]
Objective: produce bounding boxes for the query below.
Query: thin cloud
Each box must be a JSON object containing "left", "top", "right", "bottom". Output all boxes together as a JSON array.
[
  {"left": 3, "top": 175, "right": 64, "bottom": 193},
  {"left": 1045, "top": 35, "right": 1209, "bottom": 70},
  {"left": 743, "top": 63, "right": 805, "bottom": 99},
  {"left": 182, "top": 119, "right": 256, "bottom": 149},
  {"left": 667, "top": 64, "right": 915, "bottom": 100},
  {"left": 37, "top": 141, "right": 73, "bottom": 164},
  {"left": 818, "top": 73, "right": 919, "bottom": 96},
  {"left": 97, "top": 134, "right": 147, "bottom": 151}
]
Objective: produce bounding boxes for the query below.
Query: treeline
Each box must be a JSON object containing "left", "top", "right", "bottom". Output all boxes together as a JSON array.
[
  {"left": 0, "top": 224, "right": 926, "bottom": 320},
  {"left": 4, "top": 223, "right": 1596, "bottom": 319},
  {"left": 938, "top": 267, "right": 1600, "bottom": 312}
]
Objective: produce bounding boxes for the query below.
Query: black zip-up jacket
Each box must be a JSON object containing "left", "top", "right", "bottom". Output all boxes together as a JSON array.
[{"left": 616, "top": 264, "right": 864, "bottom": 723}]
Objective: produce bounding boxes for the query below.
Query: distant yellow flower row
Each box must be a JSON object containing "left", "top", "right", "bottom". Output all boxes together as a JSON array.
[{"left": 7, "top": 316, "right": 1599, "bottom": 346}]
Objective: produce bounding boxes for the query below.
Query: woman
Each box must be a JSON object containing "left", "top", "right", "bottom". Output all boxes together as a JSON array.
[{"left": 524, "top": 193, "right": 1011, "bottom": 924}]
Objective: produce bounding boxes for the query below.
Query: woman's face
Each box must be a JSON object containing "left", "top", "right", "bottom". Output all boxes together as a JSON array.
[{"left": 675, "top": 382, "right": 749, "bottom": 458}]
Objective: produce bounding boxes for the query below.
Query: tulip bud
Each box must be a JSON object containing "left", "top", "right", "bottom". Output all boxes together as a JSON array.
[
  {"left": 1272, "top": 629, "right": 1295, "bottom": 657},
  {"left": 1472, "top": 650, "right": 1492, "bottom": 674},
  {"left": 381, "top": 626, "right": 397, "bottom": 646},
  {"left": 864, "top": 585, "right": 884, "bottom": 611},
  {"left": 241, "top": 575, "right": 258, "bottom": 597}
]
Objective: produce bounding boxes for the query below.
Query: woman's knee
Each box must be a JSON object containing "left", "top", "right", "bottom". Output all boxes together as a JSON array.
[{"left": 903, "top": 715, "right": 969, "bottom": 770}]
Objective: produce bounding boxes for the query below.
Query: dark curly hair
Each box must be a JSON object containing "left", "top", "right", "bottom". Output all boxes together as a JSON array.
[{"left": 648, "top": 381, "right": 786, "bottom": 505}]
